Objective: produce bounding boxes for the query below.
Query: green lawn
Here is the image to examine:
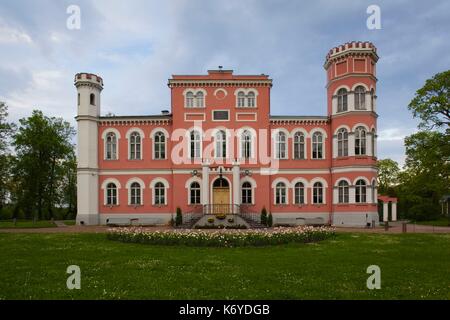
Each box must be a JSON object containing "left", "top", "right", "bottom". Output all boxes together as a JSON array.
[
  {"left": 0, "top": 232, "right": 449, "bottom": 299},
  {"left": 63, "top": 220, "right": 76, "bottom": 226},
  {"left": 0, "top": 220, "right": 56, "bottom": 229}
]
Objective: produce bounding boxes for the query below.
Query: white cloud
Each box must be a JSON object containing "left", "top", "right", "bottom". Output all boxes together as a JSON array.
[{"left": 0, "top": 24, "right": 32, "bottom": 44}]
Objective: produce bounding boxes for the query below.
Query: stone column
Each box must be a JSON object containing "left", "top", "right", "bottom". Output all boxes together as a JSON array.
[
  {"left": 383, "top": 202, "right": 389, "bottom": 222},
  {"left": 391, "top": 202, "right": 397, "bottom": 221},
  {"left": 348, "top": 92, "right": 355, "bottom": 112},
  {"left": 367, "top": 132, "right": 373, "bottom": 157},
  {"left": 349, "top": 186, "right": 356, "bottom": 204},
  {"left": 232, "top": 161, "right": 240, "bottom": 208},
  {"left": 332, "top": 136, "right": 337, "bottom": 158},
  {"left": 202, "top": 160, "right": 209, "bottom": 211},
  {"left": 348, "top": 133, "right": 355, "bottom": 156},
  {"left": 332, "top": 96, "right": 337, "bottom": 114},
  {"left": 333, "top": 186, "right": 338, "bottom": 204}
]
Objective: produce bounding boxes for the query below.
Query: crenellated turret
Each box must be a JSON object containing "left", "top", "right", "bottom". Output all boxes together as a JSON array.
[{"left": 75, "top": 72, "right": 103, "bottom": 225}]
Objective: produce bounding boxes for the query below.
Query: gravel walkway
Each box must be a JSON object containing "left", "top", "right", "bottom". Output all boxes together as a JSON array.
[{"left": 0, "top": 222, "right": 449, "bottom": 234}]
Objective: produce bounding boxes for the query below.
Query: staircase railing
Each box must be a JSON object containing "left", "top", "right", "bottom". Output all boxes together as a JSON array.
[{"left": 203, "top": 204, "right": 240, "bottom": 215}]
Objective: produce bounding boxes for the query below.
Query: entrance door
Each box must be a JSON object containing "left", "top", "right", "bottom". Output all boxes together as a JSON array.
[{"left": 212, "top": 178, "right": 230, "bottom": 214}]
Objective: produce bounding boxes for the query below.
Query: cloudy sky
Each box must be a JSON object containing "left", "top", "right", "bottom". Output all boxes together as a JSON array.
[{"left": 0, "top": 0, "right": 449, "bottom": 165}]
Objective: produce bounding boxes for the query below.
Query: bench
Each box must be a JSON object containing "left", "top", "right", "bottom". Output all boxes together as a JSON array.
[
  {"left": 275, "top": 217, "right": 325, "bottom": 226},
  {"left": 304, "top": 217, "right": 325, "bottom": 226},
  {"left": 131, "top": 218, "right": 166, "bottom": 226},
  {"left": 106, "top": 218, "right": 131, "bottom": 226}
]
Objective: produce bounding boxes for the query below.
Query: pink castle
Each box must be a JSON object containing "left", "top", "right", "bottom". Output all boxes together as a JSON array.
[{"left": 75, "top": 42, "right": 380, "bottom": 227}]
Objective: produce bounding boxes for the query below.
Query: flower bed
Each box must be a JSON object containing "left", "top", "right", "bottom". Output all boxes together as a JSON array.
[
  {"left": 194, "top": 224, "right": 247, "bottom": 230},
  {"left": 107, "top": 226, "right": 335, "bottom": 247}
]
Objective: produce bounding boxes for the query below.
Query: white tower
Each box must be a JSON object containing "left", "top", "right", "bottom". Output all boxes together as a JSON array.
[{"left": 74, "top": 73, "right": 103, "bottom": 225}]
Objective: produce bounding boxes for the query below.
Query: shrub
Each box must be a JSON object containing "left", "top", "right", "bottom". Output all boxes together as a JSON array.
[
  {"left": 267, "top": 213, "right": 273, "bottom": 227},
  {"left": 175, "top": 207, "right": 183, "bottom": 226},
  {"left": 261, "top": 207, "right": 268, "bottom": 226},
  {"left": 168, "top": 214, "right": 175, "bottom": 227},
  {"left": 107, "top": 226, "right": 336, "bottom": 247},
  {"left": 207, "top": 217, "right": 214, "bottom": 223},
  {"left": 408, "top": 202, "right": 440, "bottom": 221}
]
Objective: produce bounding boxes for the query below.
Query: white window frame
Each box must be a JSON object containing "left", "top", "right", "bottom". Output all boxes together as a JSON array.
[{"left": 150, "top": 178, "right": 169, "bottom": 206}]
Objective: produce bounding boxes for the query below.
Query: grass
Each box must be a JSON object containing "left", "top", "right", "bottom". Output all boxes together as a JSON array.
[
  {"left": 0, "top": 220, "right": 56, "bottom": 229},
  {"left": 0, "top": 232, "right": 449, "bottom": 299},
  {"left": 63, "top": 220, "right": 76, "bottom": 226}
]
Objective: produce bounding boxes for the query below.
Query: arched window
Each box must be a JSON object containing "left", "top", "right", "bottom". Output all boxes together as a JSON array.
[
  {"left": 338, "top": 180, "right": 349, "bottom": 203},
  {"left": 275, "top": 182, "right": 287, "bottom": 204},
  {"left": 313, "top": 182, "right": 323, "bottom": 204},
  {"left": 247, "top": 92, "right": 255, "bottom": 107},
  {"left": 337, "top": 128, "right": 348, "bottom": 157},
  {"left": 275, "top": 131, "right": 287, "bottom": 159},
  {"left": 186, "top": 91, "right": 194, "bottom": 108},
  {"left": 130, "top": 182, "right": 141, "bottom": 205},
  {"left": 106, "top": 183, "right": 117, "bottom": 205},
  {"left": 355, "top": 179, "right": 367, "bottom": 203},
  {"left": 195, "top": 92, "right": 204, "bottom": 108},
  {"left": 130, "top": 132, "right": 141, "bottom": 160},
  {"left": 371, "top": 180, "right": 376, "bottom": 204},
  {"left": 154, "top": 131, "right": 166, "bottom": 159},
  {"left": 337, "top": 88, "right": 347, "bottom": 112},
  {"left": 370, "top": 88, "right": 375, "bottom": 110},
  {"left": 241, "top": 130, "right": 252, "bottom": 159},
  {"left": 293, "top": 132, "right": 305, "bottom": 159},
  {"left": 105, "top": 132, "right": 117, "bottom": 160},
  {"left": 354, "top": 86, "right": 366, "bottom": 110},
  {"left": 241, "top": 182, "right": 252, "bottom": 204},
  {"left": 215, "top": 130, "right": 227, "bottom": 158},
  {"left": 190, "top": 182, "right": 201, "bottom": 204},
  {"left": 237, "top": 91, "right": 245, "bottom": 107},
  {"left": 294, "top": 182, "right": 305, "bottom": 205},
  {"left": 190, "top": 130, "right": 201, "bottom": 159},
  {"left": 90, "top": 93, "right": 95, "bottom": 106},
  {"left": 371, "top": 129, "right": 376, "bottom": 157},
  {"left": 312, "top": 132, "right": 323, "bottom": 159},
  {"left": 154, "top": 182, "right": 165, "bottom": 205},
  {"left": 355, "top": 127, "right": 367, "bottom": 155}
]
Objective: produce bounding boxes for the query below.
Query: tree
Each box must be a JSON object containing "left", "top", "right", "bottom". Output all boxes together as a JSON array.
[
  {"left": 0, "top": 102, "right": 15, "bottom": 215},
  {"left": 397, "top": 131, "right": 450, "bottom": 220},
  {"left": 60, "top": 150, "right": 77, "bottom": 219},
  {"left": 260, "top": 207, "right": 267, "bottom": 226},
  {"left": 175, "top": 207, "right": 182, "bottom": 226},
  {"left": 12, "top": 110, "right": 75, "bottom": 220},
  {"left": 408, "top": 70, "right": 450, "bottom": 130},
  {"left": 267, "top": 212, "right": 273, "bottom": 227},
  {"left": 377, "top": 159, "right": 400, "bottom": 194}
]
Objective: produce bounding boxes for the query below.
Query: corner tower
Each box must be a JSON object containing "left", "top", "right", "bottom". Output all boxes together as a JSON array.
[
  {"left": 74, "top": 73, "right": 103, "bottom": 225},
  {"left": 325, "top": 42, "right": 379, "bottom": 226}
]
